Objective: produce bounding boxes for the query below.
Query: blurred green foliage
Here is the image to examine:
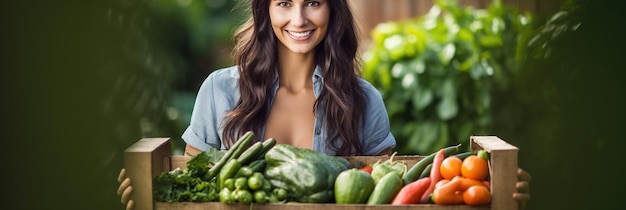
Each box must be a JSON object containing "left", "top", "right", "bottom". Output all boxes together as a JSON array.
[
  {"left": 493, "top": 0, "right": 626, "bottom": 209},
  {"left": 107, "top": 0, "right": 245, "bottom": 155},
  {"left": 362, "top": 0, "right": 538, "bottom": 155},
  {"left": 0, "top": 0, "right": 244, "bottom": 209}
]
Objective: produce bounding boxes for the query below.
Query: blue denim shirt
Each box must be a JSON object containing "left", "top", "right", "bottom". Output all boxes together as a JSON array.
[{"left": 182, "top": 65, "right": 396, "bottom": 156}]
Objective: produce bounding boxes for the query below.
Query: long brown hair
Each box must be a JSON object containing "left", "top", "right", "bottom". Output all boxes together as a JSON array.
[{"left": 223, "top": 0, "right": 365, "bottom": 155}]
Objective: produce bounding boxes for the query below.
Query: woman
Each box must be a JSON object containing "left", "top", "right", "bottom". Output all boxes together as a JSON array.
[
  {"left": 118, "top": 0, "right": 530, "bottom": 209},
  {"left": 181, "top": 0, "right": 395, "bottom": 156}
]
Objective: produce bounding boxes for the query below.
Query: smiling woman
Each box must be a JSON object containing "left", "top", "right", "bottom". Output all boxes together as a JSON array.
[{"left": 269, "top": 0, "right": 329, "bottom": 54}]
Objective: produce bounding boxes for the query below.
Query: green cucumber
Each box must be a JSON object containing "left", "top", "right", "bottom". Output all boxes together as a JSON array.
[
  {"left": 205, "top": 131, "right": 254, "bottom": 180},
  {"left": 402, "top": 144, "right": 461, "bottom": 185},
  {"left": 455, "top": 151, "right": 476, "bottom": 160},
  {"left": 419, "top": 163, "right": 433, "bottom": 179},
  {"left": 252, "top": 138, "right": 277, "bottom": 160},
  {"left": 237, "top": 141, "right": 264, "bottom": 165},
  {"left": 248, "top": 159, "right": 266, "bottom": 173},
  {"left": 367, "top": 172, "right": 403, "bottom": 204}
]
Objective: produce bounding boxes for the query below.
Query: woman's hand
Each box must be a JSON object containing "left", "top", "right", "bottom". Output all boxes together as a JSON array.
[
  {"left": 117, "top": 168, "right": 134, "bottom": 210},
  {"left": 514, "top": 168, "right": 531, "bottom": 209}
]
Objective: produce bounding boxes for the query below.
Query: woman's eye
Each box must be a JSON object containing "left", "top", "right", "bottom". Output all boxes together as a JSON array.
[
  {"left": 306, "top": 1, "right": 320, "bottom": 7},
  {"left": 278, "top": 2, "right": 290, "bottom": 7}
]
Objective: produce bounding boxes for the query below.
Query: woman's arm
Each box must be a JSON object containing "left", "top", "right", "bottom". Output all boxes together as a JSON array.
[
  {"left": 184, "top": 144, "right": 203, "bottom": 156},
  {"left": 377, "top": 147, "right": 393, "bottom": 155}
]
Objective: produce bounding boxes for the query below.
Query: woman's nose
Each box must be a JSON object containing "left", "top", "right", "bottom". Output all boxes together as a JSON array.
[{"left": 290, "top": 7, "right": 308, "bottom": 27}]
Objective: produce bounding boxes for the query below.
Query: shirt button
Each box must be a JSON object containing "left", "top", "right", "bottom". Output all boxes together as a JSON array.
[{"left": 315, "top": 129, "right": 321, "bottom": 135}]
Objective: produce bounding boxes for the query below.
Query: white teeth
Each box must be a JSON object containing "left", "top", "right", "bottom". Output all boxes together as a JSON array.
[{"left": 288, "top": 30, "right": 312, "bottom": 38}]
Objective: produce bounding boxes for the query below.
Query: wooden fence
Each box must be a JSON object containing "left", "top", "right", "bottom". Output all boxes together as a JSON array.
[{"left": 348, "top": 0, "right": 565, "bottom": 41}]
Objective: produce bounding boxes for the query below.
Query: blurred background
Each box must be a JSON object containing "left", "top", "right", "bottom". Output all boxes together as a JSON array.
[{"left": 1, "top": 0, "right": 624, "bottom": 209}]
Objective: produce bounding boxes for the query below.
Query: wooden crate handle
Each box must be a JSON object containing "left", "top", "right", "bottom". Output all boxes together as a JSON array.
[
  {"left": 123, "top": 138, "right": 172, "bottom": 210},
  {"left": 471, "top": 136, "right": 519, "bottom": 210}
]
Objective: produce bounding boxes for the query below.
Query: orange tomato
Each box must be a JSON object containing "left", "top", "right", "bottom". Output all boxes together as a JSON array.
[
  {"left": 462, "top": 185, "right": 491, "bottom": 205},
  {"left": 461, "top": 155, "right": 489, "bottom": 181},
  {"left": 439, "top": 156, "right": 462, "bottom": 180}
]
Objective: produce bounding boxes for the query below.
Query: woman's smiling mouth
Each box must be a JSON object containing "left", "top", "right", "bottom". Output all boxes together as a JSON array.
[{"left": 287, "top": 30, "right": 314, "bottom": 40}]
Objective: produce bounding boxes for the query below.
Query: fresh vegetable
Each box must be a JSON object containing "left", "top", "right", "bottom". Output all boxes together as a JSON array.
[
  {"left": 273, "top": 188, "right": 288, "bottom": 201},
  {"left": 235, "top": 189, "right": 253, "bottom": 204},
  {"left": 218, "top": 159, "right": 241, "bottom": 190},
  {"left": 391, "top": 177, "right": 431, "bottom": 205},
  {"left": 439, "top": 156, "right": 463, "bottom": 180},
  {"left": 248, "top": 159, "right": 266, "bottom": 173},
  {"left": 224, "top": 178, "right": 235, "bottom": 190},
  {"left": 432, "top": 177, "right": 464, "bottom": 205},
  {"left": 403, "top": 144, "right": 461, "bottom": 185},
  {"left": 235, "top": 166, "right": 253, "bottom": 178},
  {"left": 463, "top": 185, "right": 491, "bottom": 205},
  {"left": 435, "top": 179, "right": 450, "bottom": 189},
  {"left": 418, "top": 151, "right": 478, "bottom": 179},
  {"left": 205, "top": 131, "right": 254, "bottom": 181},
  {"left": 370, "top": 153, "right": 407, "bottom": 184},
  {"left": 153, "top": 168, "right": 219, "bottom": 202},
  {"left": 477, "top": 150, "right": 489, "bottom": 160},
  {"left": 254, "top": 190, "right": 268, "bottom": 204},
  {"left": 418, "top": 163, "right": 432, "bottom": 179},
  {"left": 185, "top": 148, "right": 225, "bottom": 178},
  {"left": 219, "top": 188, "right": 234, "bottom": 204},
  {"left": 420, "top": 148, "right": 445, "bottom": 203},
  {"left": 360, "top": 165, "right": 373, "bottom": 174},
  {"left": 237, "top": 140, "right": 264, "bottom": 165},
  {"left": 264, "top": 144, "right": 350, "bottom": 203},
  {"left": 252, "top": 138, "right": 277, "bottom": 160},
  {"left": 248, "top": 172, "right": 264, "bottom": 191},
  {"left": 334, "top": 168, "right": 376, "bottom": 204},
  {"left": 234, "top": 177, "right": 248, "bottom": 190},
  {"left": 461, "top": 154, "right": 489, "bottom": 181},
  {"left": 367, "top": 172, "right": 403, "bottom": 204},
  {"left": 455, "top": 151, "right": 477, "bottom": 160},
  {"left": 432, "top": 176, "right": 489, "bottom": 205},
  {"left": 262, "top": 179, "right": 272, "bottom": 192},
  {"left": 455, "top": 177, "right": 489, "bottom": 189},
  {"left": 153, "top": 150, "right": 225, "bottom": 203}
]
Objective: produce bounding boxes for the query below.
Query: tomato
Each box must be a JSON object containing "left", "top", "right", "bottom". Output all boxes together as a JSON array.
[
  {"left": 463, "top": 185, "right": 491, "bottom": 205},
  {"left": 439, "top": 156, "right": 462, "bottom": 180},
  {"left": 360, "top": 165, "right": 373, "bottom": 174},
  {"left": 461, "top": 155, "right": 489, "bottom": 181}
]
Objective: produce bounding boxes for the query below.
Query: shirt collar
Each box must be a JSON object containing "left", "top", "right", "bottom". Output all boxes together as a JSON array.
[
  {"left": 312, "top": 65, "right": 323, "bottom": 98},
  {"left": 271, "top": 65, "right": 324, "bottom": 97}
]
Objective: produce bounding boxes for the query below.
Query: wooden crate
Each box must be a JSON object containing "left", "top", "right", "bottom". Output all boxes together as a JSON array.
[{"left": 124, "top": 136, "right": 518, "bottom": 210}]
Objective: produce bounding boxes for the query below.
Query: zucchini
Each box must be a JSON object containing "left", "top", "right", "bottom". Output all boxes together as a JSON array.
[
  {"left": 204, "top": 131, "right": 254, "bottom": 180},
  {"left": 219, "top": 159, "right": 241, "bottom": 190},
  {"left": 367, "top": 172, "right": 403, "bottom": 204},
  {"left": 402, "top": 144, "right": 461, "bottom": 185}
]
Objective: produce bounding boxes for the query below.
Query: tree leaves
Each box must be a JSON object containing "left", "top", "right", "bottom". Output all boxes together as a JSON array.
[{"left": 362, "top": 0, "right": 537, "bottom": 155}]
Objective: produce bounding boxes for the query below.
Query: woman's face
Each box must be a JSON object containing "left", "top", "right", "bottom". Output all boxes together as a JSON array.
[{"left": 269, "top": 0, "right": 329, "bottom": 55}]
